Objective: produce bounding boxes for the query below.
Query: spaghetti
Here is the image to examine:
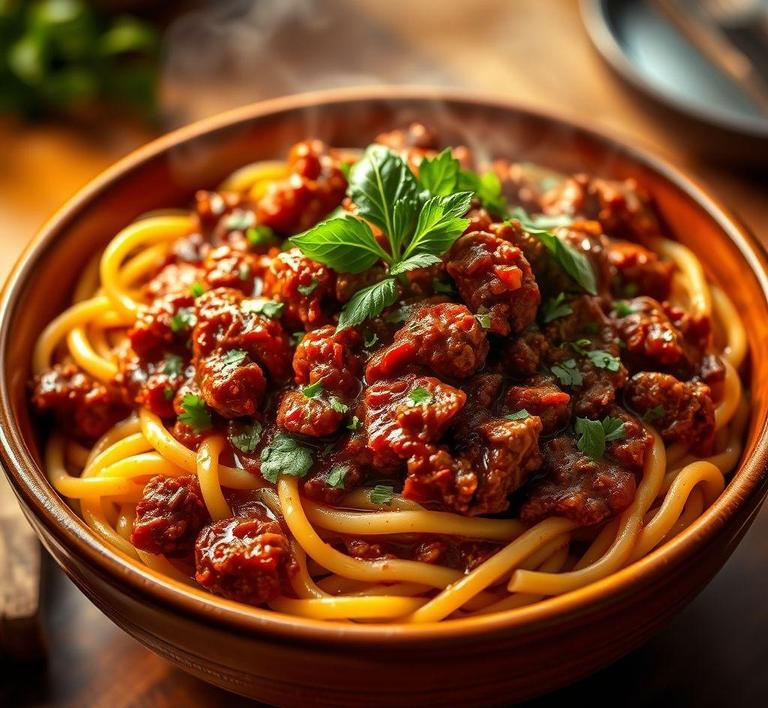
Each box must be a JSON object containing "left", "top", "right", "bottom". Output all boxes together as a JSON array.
[{"left": 30, "top": 126, "right": 748, "bottom": 623}]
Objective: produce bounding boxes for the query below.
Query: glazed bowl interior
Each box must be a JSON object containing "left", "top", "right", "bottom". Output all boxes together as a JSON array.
[{"left": 2, "top": 87, "right": 768, "bottom": 642}]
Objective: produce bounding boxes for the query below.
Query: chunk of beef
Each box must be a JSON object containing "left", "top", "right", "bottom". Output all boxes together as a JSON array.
[
  {"left": 403, "top": 443, "right": 478, "bottom": 512},
  {"left": 521, "top": 437, "right": 636, "bottom": 526},
  {"left": 363, "top": 374, "right": 466, "bottom": 470},
  {"left": 276, "top": 390, "right": 344, "bottom": 437},
  {"left": 255, "top": 139, "right": 347, "bottom": 234},
  {"left": 129, "top": 291, "right": 196, "bottom": 361},
  {"left": 494, "top": 220, "right": 610, "bottom": 296},
  {"left": 493, "top": 160, "right": 567, "bottom": 213},
  {"left": 613, "top": 296, "right": 695, "bottom": 374},
  {"left": 131, "top": 475, "right": 209, "bottom": 557},
  {"left": 301, "top": 432, "right": 370, "bottom": 504},
  {"left": 456, "top": 415, "right": 543, "bottom": 515},
  {"left": 499, "top": 328, "right": 550, "bottom": 377},
  {"left": 117, "top": 353, "right": 189, "bottom": 420},
  {"left": 375, "top": 123, "right": 439, "bottom": 152},
  {"left": 262, "top": 247, "right": 337, "bottom": 331},
  {"left": 445, "top": 230, "right": 540, "bottom": 336},
  {"left": 544, "top": 295, "right": 628, "bottom": 417},
  {"left": 664, "top": 303, "right": 725, "bottom": 385},
  {"left": 606, "top": 240, "right": 673, "bottom": 300},
  {"left": 505, "top": 374, "right": 571, "bottom": 434},
  {"left": 194, "top": 189, "right": 243, "bottom": 241},
  {"left": 625, "top": 372, "right": 715, "bottom": 454},
  {"left": 292, "top": 324, "right": 363, "bottom": 398},
  {"left": 603, "top": 405, "right": 653, "bottom": 471},
  {"left": 31, "top": 363, "right": 130, "bottom": 442},
  {"left": 440, "top": 375, "right": 543, "bottom": 514},
  {"left": 540, "top": 174, "right": 660, "bottom": 241},
  {"left": 203, "top": 244, "right": 259, "bottom": 294},
  {"left": 197, "top": 354, "right": 267, "bottom": 418},
  {"left": 195, "top": 513, "right": 295, "bottom": 605},
  {"left": 193, "top": 288, "right": 291, "bottom": 380},
  {"left": 366, "top": 302, "right": 489, "bottom": 382},
  {"left": 143, "top": 262, "right": 204, "bottom": 301}
]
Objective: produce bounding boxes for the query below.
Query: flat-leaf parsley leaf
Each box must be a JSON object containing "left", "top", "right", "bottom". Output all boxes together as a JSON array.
[
  {"left": 178, "top": 394, "right": 212, "bottom": 432},
  {"left": 260, "top": 432, "right": 313, "bottom": 483}
]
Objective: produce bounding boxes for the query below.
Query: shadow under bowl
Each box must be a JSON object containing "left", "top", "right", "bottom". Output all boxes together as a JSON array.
[{"left": 1, "top": 87, "right": 767, "bottom": 706}]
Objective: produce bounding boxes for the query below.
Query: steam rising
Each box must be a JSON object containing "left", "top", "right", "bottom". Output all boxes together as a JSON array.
[{"left": 161, "top": 0, "right": 455, "bottom": 125}]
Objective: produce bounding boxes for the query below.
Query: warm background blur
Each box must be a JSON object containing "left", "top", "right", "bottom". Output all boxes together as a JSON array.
[{"left": 1, "top": 1, "right": 766, "bottom": 706}]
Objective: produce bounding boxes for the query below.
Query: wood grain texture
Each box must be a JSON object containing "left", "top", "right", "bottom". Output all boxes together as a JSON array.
[{"left": 0, "top": 0, "right": 766, "bottom": 705}]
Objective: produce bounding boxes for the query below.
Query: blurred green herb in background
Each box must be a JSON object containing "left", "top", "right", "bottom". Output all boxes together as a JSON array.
[{"left": 0, "top": 0, "right": 159, "bottom": 121}]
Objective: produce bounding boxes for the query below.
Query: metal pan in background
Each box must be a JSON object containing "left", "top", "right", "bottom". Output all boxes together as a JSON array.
[{"left": 581, "top": 0, "right": 768, "bottom": 165}]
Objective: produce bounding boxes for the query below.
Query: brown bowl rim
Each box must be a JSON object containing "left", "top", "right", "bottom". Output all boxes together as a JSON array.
[{"left": 2, "top": 86, "right": 767, "bottom": 646}]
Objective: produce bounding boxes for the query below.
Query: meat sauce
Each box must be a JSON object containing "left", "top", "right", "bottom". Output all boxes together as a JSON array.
[{"left": 31, "top": 126, "right": 723, "bottom": 606}]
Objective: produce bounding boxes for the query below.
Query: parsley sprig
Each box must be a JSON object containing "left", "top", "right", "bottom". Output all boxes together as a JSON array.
[
  {"left": 260, "top": 432, "right": 313, "bottom": 483},
  {"left": 510, "top": 207, "right": 597, "bottom": 295},
  {"left": 290, "top": 144, "right": 473, "bottom": 330},
  {"left": 575, "top": 416, "right": 626, "bottom": 460},
  {"left": 178, "top": 394, "right": 212, "bottom": 432}
]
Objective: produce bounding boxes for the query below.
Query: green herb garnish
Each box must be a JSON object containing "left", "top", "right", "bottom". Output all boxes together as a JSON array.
[
  {"left": 163, "top": 353, "right": 183, "bottom": 378},
  {"left": 542, "top": 292, "right": 573, "bottom": 324},
  {"left": 327, "top": 464, "right": 349, "bottom": 490},
  {"left": 642, "top": 404, "right": 665, "bottom": 423},
  {"left": 190, "top": 281, "right": 205, "bottom": 298},
  {"left": 474, "top": 311, "right": 492, "bottom": 329},
  {"left": 510, "top": 207, "right": 597, "bottom": 295},
  {"left": 575, "top": 416, "right": 626, "bottom": 460},
  {"left": 246, "top": 225, "right": 277, "bottom": 247},
  {"left": 408, "top": 387, "right": 433, "bottom": 405},
  {"left": 505, "top": 409, "right": 531, "bottom": 421},
  {"left": 418, "top": 148, "right": 460, "bottom": 196},
  {"left": 369, "top": 484, "right": 395, "bottom": 505},
  {"left": 302, "top": 380, "right": 324, "bottom": 398},
  {"left": 170, "top": 307, "right": 195, "bottom": 333},
  {"left": 242, "top": 299, "right": 284, "bottom": 319},
  {"left": 178, "top": 394, "right": 212, "bottom": 432},
  {"left": 586, "top": 349, "right": 621, "bottom": 372},
  {"left": 551, "top": 359, "right": 584, "bottom": 387},
  {"left": 230, "top": 421, "right": 263, "bottom": 453},
  {"left": 329, "top": 397, "right": 349, "bottom": 414},
  {"left": 222, "top": 349, "right": 247, "bottom": 368},
  {"left": 290, "top": 145, "right": 472, "bottom": 331},
  {"left": 297, "top": 278, "right": 319, "bottom": 296},
  {"left": 347, "top": 415, "right": 362, "bottom": 431},
  {"left": 614, "top": 301, "right": 634, "bottom": 317},
  {"left": 260, "top": 432, "right": 314, "bottom": 483}
]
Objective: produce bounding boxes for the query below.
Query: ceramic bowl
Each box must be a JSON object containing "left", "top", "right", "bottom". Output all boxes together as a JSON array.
[{"left": 1, "top": 87, "right": 767, "bottom": 706}]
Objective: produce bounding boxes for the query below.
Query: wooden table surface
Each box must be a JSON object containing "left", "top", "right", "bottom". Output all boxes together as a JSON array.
[{"left": 1, "top": 1, "right": 766, "bottom": 705}]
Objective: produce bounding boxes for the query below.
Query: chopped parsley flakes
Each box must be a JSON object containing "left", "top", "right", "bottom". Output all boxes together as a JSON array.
[
  {"left": 221, "top": 349, "right": 247, "bottom": 368},
  {"left": 302, "top": 380, "right": 324, "bottom": 398},
  {"left": 408, "top": 387, "right": 433, "bottom": 405},
  {"left": 575, "top": 416, "right": 626, "bottom": 460},
  {"left": 260, "top": 432, "right": 313, "bottom": 483},
  {"left": 178, "top": 394, "right": 212, "bottom": 432},
  {"left": 297, "top": 278, "right": 319, "bottom": 296},
  {"left": 230, "top": 421, "right": 263, "bottom": 453},
  {"left": 170, "top": 307, "right": 195, "bottom": 333},
  {"left": 551, "top": 359, "right": 583, "bottom": 387},
  {"left": 369, "top": 484, "right": 395, "bottom": 505},
  {"left": 242, "top": 299, "right": 285, "bottom": 319},
  {"left": 541, "top": 292, "right": 572, "bottom": 324},
  {"left": 326, "top": 464, "right": 349, "bottom": 490}
]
